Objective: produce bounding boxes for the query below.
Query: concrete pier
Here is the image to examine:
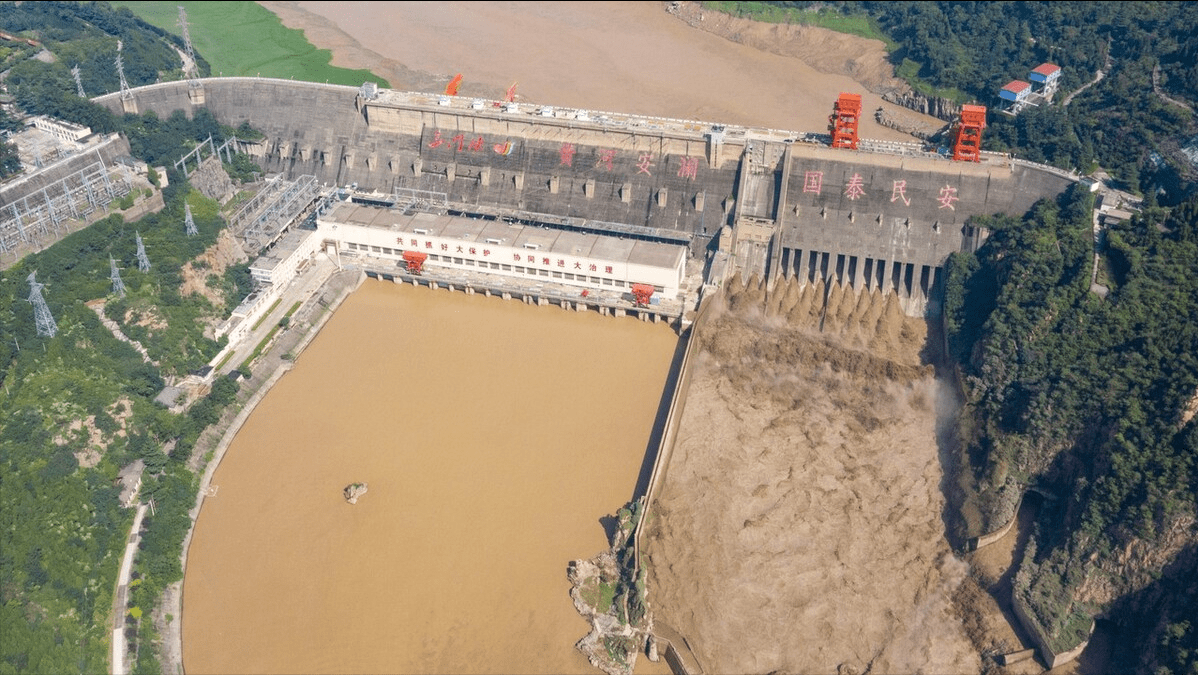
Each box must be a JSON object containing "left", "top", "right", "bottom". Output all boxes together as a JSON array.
[{"left": 363, "top": 268, "right": 684, "bottom": 327}]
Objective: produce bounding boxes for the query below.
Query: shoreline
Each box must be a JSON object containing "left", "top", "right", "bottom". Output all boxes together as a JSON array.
[{"left": 162, "top": 266, "right": 363, "bottom": 675}]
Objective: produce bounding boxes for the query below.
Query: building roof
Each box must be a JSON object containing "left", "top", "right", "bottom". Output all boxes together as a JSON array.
[
  {"left": 1031, "top": 63, "right": 1061, "bottom": 76},
  {"left": 249, "top": 228, "right": 317, "bottom": 275},
  {"left": 117, "top": 459, "right": 145, "bottom": 506},
  {"left": 1002, "top": 80, "right": 1032, "bottom": 94},
  {"left": 320, "top": 202, "right": 686, "bottom": 271}
]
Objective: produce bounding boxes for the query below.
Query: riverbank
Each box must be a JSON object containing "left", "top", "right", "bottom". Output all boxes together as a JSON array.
[{"left": 156, "top": 261, "right": 362, "bottom": 674}]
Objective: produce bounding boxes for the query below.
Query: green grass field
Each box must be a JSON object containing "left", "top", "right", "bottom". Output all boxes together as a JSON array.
[
  {"left": 112, "top": 1, "right": 388, "bottom": 87},
  {"left": 701, "top": 1, "right": 897, "bottom": 50}
]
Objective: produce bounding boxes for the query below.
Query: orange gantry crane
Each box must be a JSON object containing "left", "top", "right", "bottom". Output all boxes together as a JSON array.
[
  {"left": 829, "top": 93, "right": 863, "bottom": 150},
  {"left": 951, "top": 104, "right": 987, "bottom": 162}
]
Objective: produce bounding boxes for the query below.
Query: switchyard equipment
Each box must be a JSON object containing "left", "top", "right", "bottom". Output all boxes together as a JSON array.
[
  {"left": 829, "top": 93, "right": 863, "bottom": 150},
  {"left": 952, "top": 105, "right": 987, "bottom": 162},
  {"left": 0, "top": 156, "right": 133, "bottom": 258}
]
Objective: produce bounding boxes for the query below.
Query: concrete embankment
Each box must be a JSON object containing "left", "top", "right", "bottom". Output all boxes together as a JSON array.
[
  {"left": 632, "top": 288, "right": 718, "bottom": 675},
  {"left": 971, "top": 490, "right": 1093, "bottom": 671}
]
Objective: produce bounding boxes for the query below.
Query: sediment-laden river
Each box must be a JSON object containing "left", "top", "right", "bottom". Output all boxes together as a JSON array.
[{"left": 182, "top": 279, "right": 679, "bottom": 674}]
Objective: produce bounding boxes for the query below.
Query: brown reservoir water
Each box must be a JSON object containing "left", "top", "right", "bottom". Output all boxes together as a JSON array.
[{"left": 182, "top": 279, "right": 680, "bottom": 674}]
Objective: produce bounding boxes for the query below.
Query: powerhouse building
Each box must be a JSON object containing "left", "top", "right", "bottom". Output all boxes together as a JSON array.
[{"left": 316, "top": 202, "right": 687, "bottom": 297}]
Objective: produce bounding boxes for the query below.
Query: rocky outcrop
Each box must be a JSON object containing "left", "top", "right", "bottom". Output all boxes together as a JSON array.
[
  {"left": 343, "top": 482, "right": 367, "bottom": 504},
  {"left": 883, "top": 91, "right": 963, "bottom": 122},
  {"left": 568, "top": 498, "right": 652, "bottom": 675},
  {"left": 190, "top": 155, "right": 235, "bottom": 204}
]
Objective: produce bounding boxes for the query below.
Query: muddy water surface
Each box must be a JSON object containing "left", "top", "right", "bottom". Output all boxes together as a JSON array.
[{"left": 182, "top": 280, "right": 679, "bottom": 674}]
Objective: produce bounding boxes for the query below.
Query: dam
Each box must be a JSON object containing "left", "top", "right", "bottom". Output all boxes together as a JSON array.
[
  {"left": 90, "top": 77, "right": 1076, "bottom": 316},
  {"left": 80, "top": 77, "right": 1083, "bottom": 672}
]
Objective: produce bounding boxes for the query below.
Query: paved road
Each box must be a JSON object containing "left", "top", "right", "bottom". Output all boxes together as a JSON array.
[
  {"left": 214, "top": 251, "right": 340, "bottom": 377},
  {"left": 111, "top": 502, "right": 148, "bottom": 675}
]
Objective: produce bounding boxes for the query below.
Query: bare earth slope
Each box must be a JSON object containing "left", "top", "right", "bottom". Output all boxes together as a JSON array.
[{"left": 643, "top": 277, "right": 980, "bottom": 675}]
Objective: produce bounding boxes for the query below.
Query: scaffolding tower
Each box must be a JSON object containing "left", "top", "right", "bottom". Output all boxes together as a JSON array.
[
  {"left": 27, "top": 272, "right": 58, "bottom": 338},
  {"left": 110, "top": 255, "right": 126, "bottom": 298},
  {"left": 184, "top": 203, "right": 198, "bottom": 236},
  {"left": 136, "top": 232, "right": 150, "bottom": 272}
]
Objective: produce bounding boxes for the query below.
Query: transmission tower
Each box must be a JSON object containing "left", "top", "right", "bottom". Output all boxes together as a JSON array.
[
  {"left": 135, "top": 232, "right": 151, "bottom": 272},
  {"left": 27, "top": 272, "right": 58, "bottom": 338},
  {"left": 71, "top": 65, "right": 86, "bottom": 98},
  {"left": 177, "top": 6, "right": 201, "bottom": 88},
  {"left": 116, "top": 40, "right": 132, "bottom": 101},
  {"left": 184, "top": 203, "right": 198, "bottom": 236},
  {"left": 109, "top": 256, "right": 126, "bottom": 298}
]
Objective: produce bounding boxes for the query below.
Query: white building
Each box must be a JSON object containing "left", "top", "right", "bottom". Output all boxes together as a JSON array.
[
  {"left": 249, "top": 227, "right": 321, "bottom": 287},
  {"left": 32, "top": 115, "right": 92, "bottom": 143},
  {"left": 213, "top": 228, "right": 320, "bottom": 344},
  {"left": 317, "top": 202, "right": 687, "bottom": 298}
]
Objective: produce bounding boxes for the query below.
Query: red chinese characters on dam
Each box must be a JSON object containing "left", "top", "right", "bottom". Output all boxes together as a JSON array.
[
  {"left": 802, "top": 170, "right": 964, "bottom": 209},
  {"left": 425, "top": 132, "right": 704, "bottom": 181}
]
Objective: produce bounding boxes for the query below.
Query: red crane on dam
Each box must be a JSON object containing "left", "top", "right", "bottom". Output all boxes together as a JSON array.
[
  {"left": 829, "top": 93, "right": 863, "bottom": 150},
  {"left": 403, "top": 250, "right": 428, "bottom": 275},
  {"left": 952, "top": 104, "right": 987, "bottom": 162}
]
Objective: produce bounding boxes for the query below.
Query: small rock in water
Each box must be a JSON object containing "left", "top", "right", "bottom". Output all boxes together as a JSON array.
[{"left": 343, "top": 482, "right": 368, "bottom": 504}]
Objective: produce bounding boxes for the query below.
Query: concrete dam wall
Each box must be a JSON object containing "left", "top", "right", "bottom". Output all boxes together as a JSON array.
[{"left": 93, "top": 78, "right": 1075, "bottom": 306}]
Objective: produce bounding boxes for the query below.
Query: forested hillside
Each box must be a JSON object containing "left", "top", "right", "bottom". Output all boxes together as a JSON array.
[
  {"left": 0, "top": 182, "right": 252, "bottom": 674},
  {"left": 942, "top": 187, "right": 1198, "bottom": 672},
  {"left": 726, "top": 2, "right": 1198, "bottom": 669},
  {"left": 0, "top": 4, "right": 254, "bottom": 672},
  {"left": 745, "top": 1, "right": 1198, "bottom": 202}
]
